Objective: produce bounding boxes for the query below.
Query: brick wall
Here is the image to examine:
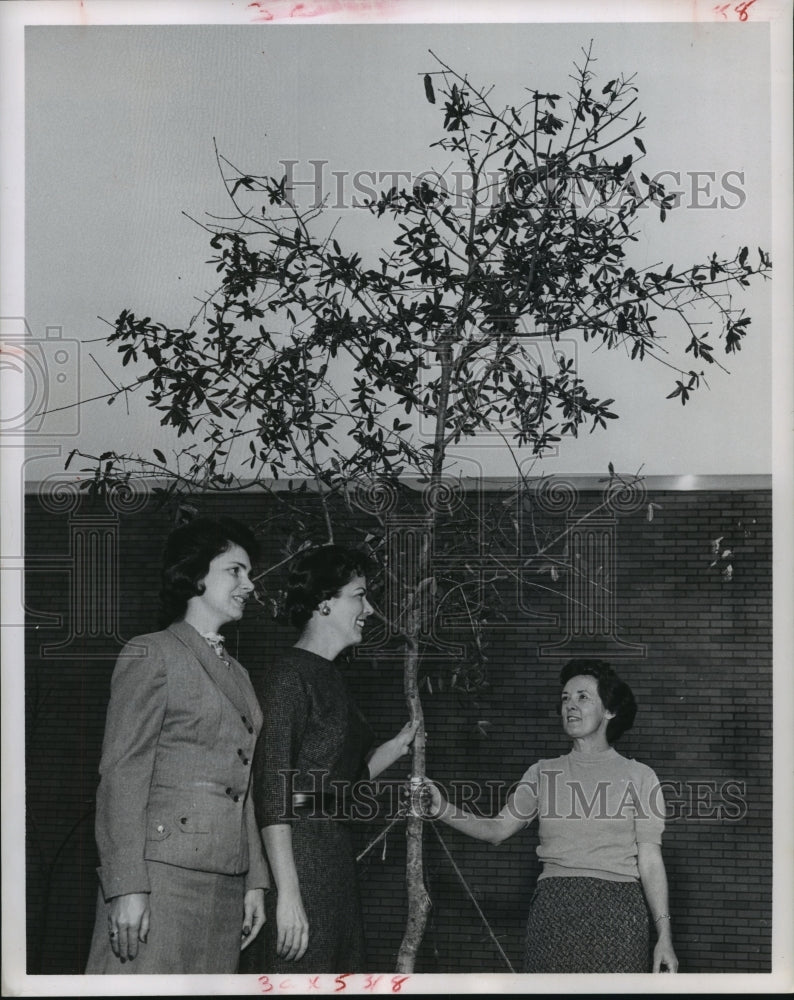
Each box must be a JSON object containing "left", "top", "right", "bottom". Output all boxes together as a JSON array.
[{"left": 23, "top": 483, "right": 772, "bottom": 974}]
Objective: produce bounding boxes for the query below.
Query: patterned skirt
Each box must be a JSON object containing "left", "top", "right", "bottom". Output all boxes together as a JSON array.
[{"left": 523, "top": 876, "right": 649, "bottom": 973}]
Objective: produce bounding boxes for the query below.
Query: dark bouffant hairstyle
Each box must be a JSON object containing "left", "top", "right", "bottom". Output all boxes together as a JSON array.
[
  {"left": 285, "top": 544, "right": 375, "bottom": 631},
  {"left": 157, "top": 516, "right": 259, "bottom": 627},
  {"left": 558, "top": 658, "right": 637, "bottom": 743}
]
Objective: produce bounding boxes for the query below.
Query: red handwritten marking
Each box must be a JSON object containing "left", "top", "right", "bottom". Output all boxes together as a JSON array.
[
  {"left": 713, "top": 0, "right": 757, "bottom": 19},
  {"left": 735, "top": 0, "right": 757, "bottom": 20},
  {"left": 247, "top": 1, "right": 346, "bottom": 21},
  {"left": 247, "top": 0, "right": 389, "bottom": 23},
  {"left": 256, "top": 974, "right": 413, "bottom": 993},
  {"left": 248, "top": 3, "right": 274, "bottom": 20},
  {"left": 0, "top": 343, "right": 27, "bottom": 359}
]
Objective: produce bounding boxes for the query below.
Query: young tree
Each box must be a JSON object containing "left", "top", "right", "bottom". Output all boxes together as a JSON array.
[{"left": 71, "top": 45, "right": 771, "bottom": 970}]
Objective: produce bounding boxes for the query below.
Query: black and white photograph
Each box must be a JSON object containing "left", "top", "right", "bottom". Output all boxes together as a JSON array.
[{"left": 2, "top": 0, "right": 792, "bottom": 995}]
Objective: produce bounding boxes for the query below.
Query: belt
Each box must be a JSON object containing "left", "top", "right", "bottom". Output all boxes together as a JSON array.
[{"left": 291, "top": 790, "right": 349, "bottom": 819}]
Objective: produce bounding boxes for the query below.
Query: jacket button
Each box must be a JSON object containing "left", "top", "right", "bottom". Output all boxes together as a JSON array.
[
  {"left": 180, "top": 817, "right": 187, "bottom": 824},
  {"left": 233, "top": 794, "right": 240, "bottom": 803},
  {"left": 226, "top": 787, "right": 232, "bottom": 795},
  {"left": 248, "top": 726, "right": 254, "bottom": 734},
  {"left": 243, "top": 757, "right": 250, "bottom": 766},
  {"left": 156, "top": 824, "right": 164, "bottom": 833},
  {"left": 237, "top": 748, "right": 243, "bottom": 756}
]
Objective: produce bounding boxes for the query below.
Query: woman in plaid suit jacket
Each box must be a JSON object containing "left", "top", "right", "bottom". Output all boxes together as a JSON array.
[{"left": 85, "top": 517, "right": 269, "bottom": 974}]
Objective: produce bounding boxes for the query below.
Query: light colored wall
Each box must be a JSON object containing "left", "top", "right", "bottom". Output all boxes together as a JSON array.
[{"left": 21, "top": 21, "right": 772, "bottom": 481}]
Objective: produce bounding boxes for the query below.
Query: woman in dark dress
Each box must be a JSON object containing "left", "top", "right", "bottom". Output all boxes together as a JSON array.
[{"left": 252, "top": 545, "right": 417, "bottom": 972}]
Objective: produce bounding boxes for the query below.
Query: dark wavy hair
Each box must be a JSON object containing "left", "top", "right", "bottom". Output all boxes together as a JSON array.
[
  {"left": 285, "top": 544, "right": 375, "bottom": 630},
  {"left": 157, "top": 516, "right": 259, "bottom": 627},
  {"left": 557, "top": 658, "right": 637, "bottom": 743}
]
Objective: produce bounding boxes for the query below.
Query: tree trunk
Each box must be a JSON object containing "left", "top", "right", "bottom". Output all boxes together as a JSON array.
[
  {"left": 396, "top": 339, "right": 453, "bottom": 970},
  {"left": 396, "top": 812, "right": 431, "bottom": 972},
  {"left": 396, "top": 631, "right": 431, "bottom": 972}
]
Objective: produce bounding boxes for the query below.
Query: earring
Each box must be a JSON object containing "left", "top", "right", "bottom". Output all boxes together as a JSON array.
[{"left": 320, "top": 604, "right": 331, "bottom": 616}]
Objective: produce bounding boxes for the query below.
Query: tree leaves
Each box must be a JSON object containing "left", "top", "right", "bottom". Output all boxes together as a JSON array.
[
  {"left": 725, "top": 316, "right": 751, "bottom": 354},
  {"left": 666, "top": 372, "right": 701, "bottom": 404},
  {"left": 89, "top": 49, "right": 771, "bottom": 503}
]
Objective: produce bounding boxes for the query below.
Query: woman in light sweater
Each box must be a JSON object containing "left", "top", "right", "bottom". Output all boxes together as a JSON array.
[{"left": 427, "top": 658, "right": 678, "bottom": 974}]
